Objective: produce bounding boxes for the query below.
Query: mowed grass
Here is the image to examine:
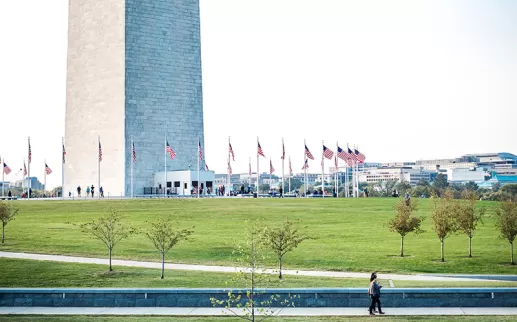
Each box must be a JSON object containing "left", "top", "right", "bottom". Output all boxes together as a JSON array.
[
  {"left": 1, "top": 258, "right": 515, "bottom": 288},
  {"left": 1, "top": 316, "right": 517, "bottom": 322},
  {"left": 1, "top": 198, "right": 516, "bottom": 275}
]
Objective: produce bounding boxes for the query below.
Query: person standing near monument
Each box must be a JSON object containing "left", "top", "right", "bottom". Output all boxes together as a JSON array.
[
  {"left": 368, "top": 272, "right": 385, "bottom": 315},
  {"left": 91, "top": 185, "right": 95, "bottom": 198}
]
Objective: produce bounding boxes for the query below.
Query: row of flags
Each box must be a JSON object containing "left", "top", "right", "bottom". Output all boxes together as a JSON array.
[{"left": 2, "top": 138, "right": 53, "bottom": 177}]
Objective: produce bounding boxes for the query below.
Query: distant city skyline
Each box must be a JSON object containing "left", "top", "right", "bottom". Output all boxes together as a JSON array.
[{"left": 1, "top": 0, "right": 516, "bottom": 189}]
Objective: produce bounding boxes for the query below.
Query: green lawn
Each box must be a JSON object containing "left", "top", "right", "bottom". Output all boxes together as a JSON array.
[
  {"left": 2, "top": 258, "right": 515, "bottom": 288},
  {"left": 1, "top": 198, "right": 516, "bottom": 275},
  {"left": 1, "top": 316, "right": 516, "bottom": 322}
]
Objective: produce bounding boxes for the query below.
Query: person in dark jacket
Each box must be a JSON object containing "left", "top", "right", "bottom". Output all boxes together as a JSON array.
[{"left": 368, "top": 272, "right": 385, "bottom": 315}]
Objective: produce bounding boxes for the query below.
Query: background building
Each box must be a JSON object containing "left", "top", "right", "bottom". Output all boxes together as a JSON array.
[{"left": 64, "top": 0, "right": 204, "bottom": 197}]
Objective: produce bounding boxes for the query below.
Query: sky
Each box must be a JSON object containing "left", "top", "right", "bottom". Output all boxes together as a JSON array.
[{"left": 0, "top": 0, "right": 516, "bottom": 189}]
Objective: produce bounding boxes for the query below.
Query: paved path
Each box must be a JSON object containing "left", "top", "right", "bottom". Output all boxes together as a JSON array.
[
  {"left": 1, "top": 307, "right": 517, "bottom": 316},
  {"left": 1, "top": 251, "right": 514, "bottom": 282}
]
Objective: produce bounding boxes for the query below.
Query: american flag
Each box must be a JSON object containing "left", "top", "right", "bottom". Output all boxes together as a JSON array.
[
  {"left": 205, "top": 164, "right": 209, "bottom": 171},
  {"left": 347, "top": 157, "right": 355, "bottom": 167},
  {"left": 355, "top": 148, "right": 366, "bottom": 164},
  {"left": 62, "top": 144, "right": 66, "bottom": 164},
  {"left": 166, "top": 140, "right": 176, "bottom": 159},
  {"left": 289, "top": 157, "right": 293, "bottom": 175},
  {"left": 302, "top": 159, "right": 309, "bottom": 170},
  {"left": 323, "top": 145, "right": 334, "bottom": 159},
  {"left": 45, "top": 163, "right": 52, "bottom": 175},
  {"left": 228, "top": 160, "right": 232, "bottom": 175},
  {"left": 198, "top": 140, "right": 203, "bottom": 161},
  {"left": 23, "top": 162, "right": 27, "bottom": 176},
  {"left": 348, "top": 147, "right": 358, "bottom": 162},
  {"left": 3, "top": 162, "right": 11, "bottom": 175},
  {"left": 305, "top": 145, "right": 314, "bottom": 160},
  {"left": 281, "top": 140, "right": 285, "bottom": 160},
  {"left": 257, "top": 142, "right": 265, "bottom": 158},
  {"left": 28, "top": 139, "right": 32, "bottom": 164},
  {"left": 229, "top": 143, "right": 235, "bottom": 161},
  {"left": 337, "top": 146, "right": 349, "bottom": 161},
  {"left": 98, "top": 141, "right": 103, "bottom": 162},
  {"left": 270, "top": 159, "right": 275, "bottom": 174},
  {"left": 132, "top": 142, "right": 136, "bottom": 163}
]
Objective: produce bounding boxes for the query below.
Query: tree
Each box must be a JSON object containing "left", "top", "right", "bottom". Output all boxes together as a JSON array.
[
  {"left": 464, "top": 181, "right": 478, "bottom": 192},
  {"left": 375, "top": 180, "right": 398, "bottom": 197},
  {"left": 388, "top": 199, "right": 424, "bottom": 257},
  {"left": 492, "top": 182, "right": 501, "bottom": 192},
  {"left": 0, "top": 201, "right": 19, "bottom": 243},
  {"left": 501, "top": 184, "right": 517, "bottom": 198},
  {"left": 259, "top": 184, "right": 270, "bottom": 193},
  {"left": 211, "top": 221, "right": 295, "bottom": 321},
  {"left": 396, "top": 181, "right": 412, "bottom": 196},
  {"left": 430, "top": 189, "right": 458, "bottom": 262},
  {"left": 456, "top": 190, "right": 485, "bottom": 257},
  {"left": 144, "top": 217, "right": 193, "bottom": 279},
  {"left": 76, "top": 209, "right": 131, "bottom": 271},
  {"left": 262, "top": 220, "right": 310, "bottom": 279},
  {"left": 432, "top": 173, "right": 449, "bottom": 194},
  {"left": 283, "top": 178, "right": 303, "bottom": 192},
  {"left": 495, "top": 199, "right": 517, "bottom": 265}
]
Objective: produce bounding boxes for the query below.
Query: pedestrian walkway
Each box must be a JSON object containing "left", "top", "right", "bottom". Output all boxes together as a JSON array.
[
  {"left": 1, "top": 251, "right": 515, "bottom": 282},
  {"left": 1, "top": 307, "right": 517, "bottom": 316}
]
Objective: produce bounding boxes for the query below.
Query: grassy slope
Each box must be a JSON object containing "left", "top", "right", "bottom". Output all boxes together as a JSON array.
[{"left": 1, "top": 198, "right": 516, "bottom": 275}]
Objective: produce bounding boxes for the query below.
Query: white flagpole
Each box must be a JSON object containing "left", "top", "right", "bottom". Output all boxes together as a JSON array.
[
  {"left": 97, "top": 136, "right": 100, "bottom": 199},
  {"left": 1, "top": 156, "right": 4, "bottom": 198},
  {"left": 164, "top": 135, "right": 167, "bottom": 198},
  {"left": 227, "top": 136, "right": 230, "bottom": 196},
  {"left": 256, "top": 137, "right": 260, "bottom": 195},
  {"left": 304, "top": 139, "right": 307, "bottom": 198},
  {"left": 321, "top": 140, "right": 325, "bottom": 198},
  {"left": 28, "top": 137, "right": 31, "bottom": 200},
  {"left": 197, "top": 137, "right": 200, "bottom": 199},
  {"left": 44, "top": 160, "right": 46, "bottom": 193},
  {"left": 131, "top": 136, "right": 134, "bottom": 199},
  {"left": 62, "top": 137, "right": 65, "bottom": 199},
  {"left": 281, "top": 138, "right": 284, "bottom": 196},
  {"left": 269, "top": 157, "right": 272, "bottom": 184},
  {"left": 288, "top": 156, "right": 291, "bottom": 194}
]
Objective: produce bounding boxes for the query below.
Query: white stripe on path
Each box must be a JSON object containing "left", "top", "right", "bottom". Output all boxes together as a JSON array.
[{"left": 0, "top": 251, "right": 511, "bottom": 282}]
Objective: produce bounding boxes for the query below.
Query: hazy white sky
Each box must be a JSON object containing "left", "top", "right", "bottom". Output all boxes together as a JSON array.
[{"left": 1, "top": 0, "right": 516, "bottom": 189}]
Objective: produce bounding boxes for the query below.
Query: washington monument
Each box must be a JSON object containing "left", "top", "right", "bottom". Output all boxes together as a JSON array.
[{"left": 64, "top": 0, "right": 205, "bottom": 197}]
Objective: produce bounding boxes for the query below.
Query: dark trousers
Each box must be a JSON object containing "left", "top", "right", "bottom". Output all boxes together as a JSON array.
[{"left": 369, "top": 295, "right": 382, "bottom": 313}]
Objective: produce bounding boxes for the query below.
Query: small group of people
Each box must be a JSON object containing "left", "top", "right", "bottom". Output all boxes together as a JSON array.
[
  {"left": 368, "top": 272, "right": 385, "bottom": 315},
  {"left": 76, "top": 185, "right": 104, "bottom": 198}
]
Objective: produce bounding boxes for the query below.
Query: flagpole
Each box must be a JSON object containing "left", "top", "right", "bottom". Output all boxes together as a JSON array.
[
  {"left": 256, "top": 137, "right": 260, "bottom": 196},
  {"left": 131, "top": 136, "right": 134, "bottom": 199},
  {"left": 1, "top": 156, "right": 4, "bottom": 198},
  {"left": 62, "top": 137, "right": 65, "bottom": 199},
  {"left": 321, "top": 141, "right": 325, "bottom": 198},
  {"left": 281, "top": 138, "right": 284, "bottom": 196},
  {"left": 164, "top": 135, "right": 167, "bottom": 198},
  {"left": 197, "top": 137, "right": 200, "bottom": 199},
  {"left": 28, "top": 137, "right": 31, "bottom": 200},
  {"left": 44, "top": 159, "right": 47, "bottom": 193},
  {"left": 336, "top": 141, "right": 339, "bottom": 198},
  {"left": 270, "top": 158, "right": 272, "bottom": 185},
  {"left": 304, "top": 139, "right": 307, "bottom": 198},
  {"left": 227, "top": 136, "right": 230, "bottom": 196},
  {"left": 288, "top": 156, "right": 291, "bottom": 194},
  {"left": 249, "top": 157, "right": 251, "bottom": 188},
  {"left": 97, "top": 136, "right": 100, "bottom": 199}
]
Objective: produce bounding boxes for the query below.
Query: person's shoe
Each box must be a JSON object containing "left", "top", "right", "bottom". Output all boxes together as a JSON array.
[
  {"left": 379, "top": 311, "right": 385, "bottom": 314},
  {"left": 369, "top": 312, "right": 375, "bottom": 315}
]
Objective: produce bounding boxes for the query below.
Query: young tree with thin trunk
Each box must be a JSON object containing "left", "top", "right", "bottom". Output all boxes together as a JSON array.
[
  {"left": 430, "top": 189, "right": 458, "bottom": 262},
  {"left": 0, "top": 201, "right": 18, "bottom": 243},
  {"left": 388, "top": 199, "right": 424, "bottom": 257},
  {"left": 262, "top": 220, "right": 310, "bottom": 279},
  {"left": 495, "top": 199, "right": 517, "bottom": 265},
  {"left": 76, "top": 209, "right": 130, "bottom": 271},
  {"left": 144, "top": 217, "right": 193, "bottom": 279},
  {"left": 456, "top": 190, "right": 485, "bottom": 258},
  {"left": 211, "top": 221, "right": 295, "bottom": 322}
]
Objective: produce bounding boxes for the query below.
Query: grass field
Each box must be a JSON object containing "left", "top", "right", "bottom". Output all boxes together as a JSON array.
[
  {"left": 2, "top": 258, "right": 516, "bottom": 288},
  {"left": 1, "top": 316, "right": 516, "bottom": 322},
  {"left": 1, "top": 198, "right": 516, "bottom": 276}
]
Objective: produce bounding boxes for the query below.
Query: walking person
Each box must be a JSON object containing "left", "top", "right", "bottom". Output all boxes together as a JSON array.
[
  {"left": 91, "top": 185, "right": 95, "bottom": 198},
  {"left": 77, "top": 186, "right": 81, "bottom": 197},
  {"left": 368, "top": 272, "right": 385, "bottom": 315},
  {"left": 86, "top": 186, "right": 90, "bottom": 197}
]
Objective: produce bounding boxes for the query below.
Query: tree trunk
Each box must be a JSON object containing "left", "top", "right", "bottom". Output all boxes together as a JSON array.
[
  {"left": 441, "top": 238, "right": 444, "bottom": 262},
  {"left": 251, "top": 258, "right": 255, "bottom": 322},
  {"left": 161, "top": 252, "right": 165, "bottom": 279},
  {"left": 511, "top": 241, "right": 515, "bottom": 265},
  {"left": 400, "top": 235, "right": 404, "bottom": 257},
  {"left": 1, "top": 222, "right": 4, "bottom": 243},
  {"left": 279, "top": 256, "right": 283, "bottom": 280},
  {"left": 109, "top": 248, "right": 113, "bottom": 271},
  {"left": 469, "top": 236, "right": 472, "bottom": 258}
]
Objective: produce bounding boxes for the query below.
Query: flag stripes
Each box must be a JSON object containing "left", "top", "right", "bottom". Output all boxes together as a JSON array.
[
  {"left": 166, "top": 140, "right": 176, "bottom": 159},
  {"left": 45, "top": 163, "right": 52, "bottom": 175}
]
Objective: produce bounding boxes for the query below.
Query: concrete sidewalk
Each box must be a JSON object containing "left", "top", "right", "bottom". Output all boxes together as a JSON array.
[
  {"left": 2, "top": 251, "right": 514, "bottom": 283},
  {"left": 1, "top": 307, "right": 517, "bottom": 316}
]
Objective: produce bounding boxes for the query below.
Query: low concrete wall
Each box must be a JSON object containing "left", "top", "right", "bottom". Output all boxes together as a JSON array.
[{"left": 1, "top": 288, "right": 517, "bottom": 307}]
